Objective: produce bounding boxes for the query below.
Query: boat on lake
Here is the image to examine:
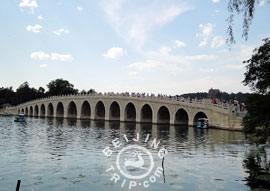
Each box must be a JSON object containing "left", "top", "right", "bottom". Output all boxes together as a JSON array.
[
  {"left": 197, "top": 118, "right": 209, "bottom": 129},
  {"left": 2, "top": 112, "right": 13, "bottom": 116},
  {"left": 14, "top": 114, "right": 25, "bottom": 122}
]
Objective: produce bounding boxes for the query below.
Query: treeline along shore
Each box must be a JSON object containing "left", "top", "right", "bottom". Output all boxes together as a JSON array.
[{"left": 1, "top": 79, "right": 250, "bottom": 108}]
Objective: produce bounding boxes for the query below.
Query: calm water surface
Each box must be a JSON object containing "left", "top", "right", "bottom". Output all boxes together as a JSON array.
[{"left": 0, "top": 116, "right": 266, "bottom": 191}]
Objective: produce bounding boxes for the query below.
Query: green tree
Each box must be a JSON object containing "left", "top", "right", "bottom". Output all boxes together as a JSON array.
[
  {"left": 80, "top": 89, "right": 87, "bottom": 94},
  {"left": 87, "top": 89, "right": 96, "bottom": 94},
  {"left": 0, "top": 87, "right": 16, "bottom": 106},
  {"left": 16, "top": 82, "right": 39, "bottom": 104},
  {"left": 242, "top": 38, "right": 270, "bottom": 143},
  {"left": 47, "top": 79, "right": 78, "bottom": 96},
  {"left": 38, "top": 87, "right": 45, "bottom": 94},
  {"left": 243, "top": 38, "right": 270, "bottom": 94},
  {"left": 227, "top": 0, "right": 269, "bottom": 45}
]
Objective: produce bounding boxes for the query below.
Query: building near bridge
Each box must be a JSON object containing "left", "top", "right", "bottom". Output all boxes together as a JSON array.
[{"left": 208, "top": 88, "right": 220, "bottom": 99}]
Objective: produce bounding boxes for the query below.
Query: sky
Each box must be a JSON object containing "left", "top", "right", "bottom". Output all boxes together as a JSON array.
[{"left": 0, "top": 0, "right": 269, "bottom": 95}]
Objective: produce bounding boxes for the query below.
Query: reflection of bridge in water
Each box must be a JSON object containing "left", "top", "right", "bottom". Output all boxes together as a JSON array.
[
  {"left": 42, "top": 118, "right": 244, "bottom": 147},
  {"left": 6, "top": 94, "right": 243, "bottom": 130}
]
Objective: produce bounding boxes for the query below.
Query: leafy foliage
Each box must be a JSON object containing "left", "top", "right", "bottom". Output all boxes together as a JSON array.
[
  {"left": 242, "top": 38, "right": 270, "bottom": 143},
  {"left": 0, "top": 79, "right": 80, "bottom": 106},
  {"left": 243, "top": 94, "right": 270, "bottom": 143},
  {"left": 227, "top": 0, "right": 268, "bottom": 45},
  {"left": 0, "top": 87, "right": 16, "bottom": 106},
  {"left": 243, "top": 38, "right": 270, "bottom": 95},
  {"left": 47, "top": 79, "right": 78, "bottom": 96}
]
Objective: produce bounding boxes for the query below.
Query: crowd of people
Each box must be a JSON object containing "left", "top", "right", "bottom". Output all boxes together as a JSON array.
[{"left": 85, "top": 91, "right": 246, "bottom": 112}]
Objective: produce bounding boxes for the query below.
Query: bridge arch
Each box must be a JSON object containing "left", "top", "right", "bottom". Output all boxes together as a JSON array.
[
  {"left": 34, "top": 105, "right": 39, "bottom": 117},
  {"left": 21, "top": 108, "right": 24, "bottom": 114},
  {"left": 29, "top": 106, "right": 33, "bottom": 116},
  {"left": 25, "top": 107, "right": 28, "bottom": 116},
  {"left": 109, "top": 101, "right": 120, "bottom": 121},
  {"left": 40, "top": 104, "right": 45, "bottom": 117},
  {"left": 67, "top": 101, "right": 77, "bottom": 119},
  {"left": 56, "top": 102, "right": 64, "bottom": 118},
  {"left": 157, "top": 106, "right": 170, "bottom": 124},
  {"left": 95, "top": 101, "right": 105, "bottom": 120},
  {"left": 193, "top": 111, "right": 208, "bottom": 126},
  {"left": 124, "top": 102, "right": 136, "bottom": 122},
  {"left": 47, "top": 103, "right": 54, "bottom": 117},
  {"left": 81, "top": 100, "right": 91, "bottom": 119},
  {"left": 175, "top": 108, "right": 189, "bottom": 126},
  {"left": 140, "top": 104, "right": 153, "bottom": 123}
]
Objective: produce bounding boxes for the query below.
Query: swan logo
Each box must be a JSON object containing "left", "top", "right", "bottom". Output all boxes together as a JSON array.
[
  {"left": 103, "top": 133, "right": 168, "bottom": 189},
  {"left": 116, "top": 145, "right": 154, "bottom": 180}
]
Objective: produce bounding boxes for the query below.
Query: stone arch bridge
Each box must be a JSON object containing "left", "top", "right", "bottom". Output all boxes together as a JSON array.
[{"left": 5, "top": 94, "right": 242, "bottom": 130}]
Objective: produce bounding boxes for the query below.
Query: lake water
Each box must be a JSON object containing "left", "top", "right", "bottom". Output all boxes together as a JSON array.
[{"left": 0, "top": 116, "right": 266, "bottom": 191}]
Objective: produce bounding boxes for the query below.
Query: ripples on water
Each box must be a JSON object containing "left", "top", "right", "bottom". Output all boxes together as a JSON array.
[{"left": 0, "top": 116, "right": 262, "bottom": 191}]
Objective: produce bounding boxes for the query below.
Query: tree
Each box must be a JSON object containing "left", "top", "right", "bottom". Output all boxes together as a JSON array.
[
  {"left": 243, "top": 38, "right": 270, "bottom": 95},
  {"left": 227, "top": 0, "right": 268, "bottom": 45},
  {"left": 242, "top": 38, "right": 270, "bottom": 143},
  {"left": 80, "top": 89, "right": 87, "bottom": 94},
  {"left": 87, "top": 89, "right": 96, "bottom": 94},
  {"left": 47, "top": 79, "right": 78, "bottom": 96},
  {"left": 38, "top": 87, "right": 45, "bottom": 94},
  {"left": 16, "top": 82, "right": 39, "bottom": 104},
  {"left": 0, "top": 87, "right": 16, "bottom": 106}
]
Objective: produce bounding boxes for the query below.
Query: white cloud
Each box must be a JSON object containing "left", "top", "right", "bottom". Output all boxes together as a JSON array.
[
  {"left": 259, "top": 0, "right": 265, "bottom": 7},
  {"left": 101, "top": 0, "right": 191, "bottom": 48},
  {"left": 159, "top": 46, "right": 172, "bottom": 55},
  {"left": 146, "top": 43, "right": 217, "bottom": 64},
  {"left": 40, "top": 64, "right": 48, "bottom": 68},
  {"left": 77, "top": 6, "right": 83, "bottom": 12},
  {"left": 53, "top": 29, "right": 70, "bottom": 36},
  {"left": 37, "top": 15, "right": 43, "bottom": 20},
  {"left": 26, "top": 24, "right": 42, "bottom": 33},
  {"left": 217, "top": 49, "right": 229, "bottom": 54},
  {"left": 51, "top": 53, "right": 73, "bottom": 62},
  {"left": 220, "top": 44, "right": 255, "bottom": 65},
  {"left": 224, "top": 64, "right": 246, "bottom": 69},
  {"left": 128, "top": 59, "right": 181, "bottom": 74},
  {"left": 128, "top": 71, "right": 138, "bottom": 76},
  {"left": 19, "top": 0, "right": 38, "bottom": 8},
  {"left": 173, "top": 40, "right": 186, "bottom": 48},
  {"left": 196, "top": 23, "right": 215, "bottom": 47},
  {"left": 19, "top": 0, "right": 38, "bottom": 13},
  {"left": 127, "top": 42, "right": 218, "bottom": 78},
  {"left": 199, "top": 68, "right": 215, "bottom": 72},
  {"left": 30, "top": 51, "right": 73, "bottom": 62},
  {"left": 212, "top": 0, "right": 220, "bottom": 3},
  {"left": 30, "top": 51, "right": 50, "bottom": 60},
  {"left": 231, "top": 45, "right": 255, "bottom": 62},
  {"left": 239, "top": 45, "right": 254, "bottom": 58},
  {"left": 211, "top": 36, "right": 226, "bottom": 48},
  {"left": 185, "top": 54, "right": 217, "bottom": 61},
  {"left": 103, "top": 47, "right": 126, "bottom": 59}
]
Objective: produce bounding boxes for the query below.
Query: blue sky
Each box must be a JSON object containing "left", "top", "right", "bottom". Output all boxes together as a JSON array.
[{"left": 0, "top": 0, "right": 269, "bottom": 95}]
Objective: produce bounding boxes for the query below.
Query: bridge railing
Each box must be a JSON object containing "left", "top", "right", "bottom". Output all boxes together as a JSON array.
[{"left": 6, "top": 92, "right": 231, "bottom": 111}]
